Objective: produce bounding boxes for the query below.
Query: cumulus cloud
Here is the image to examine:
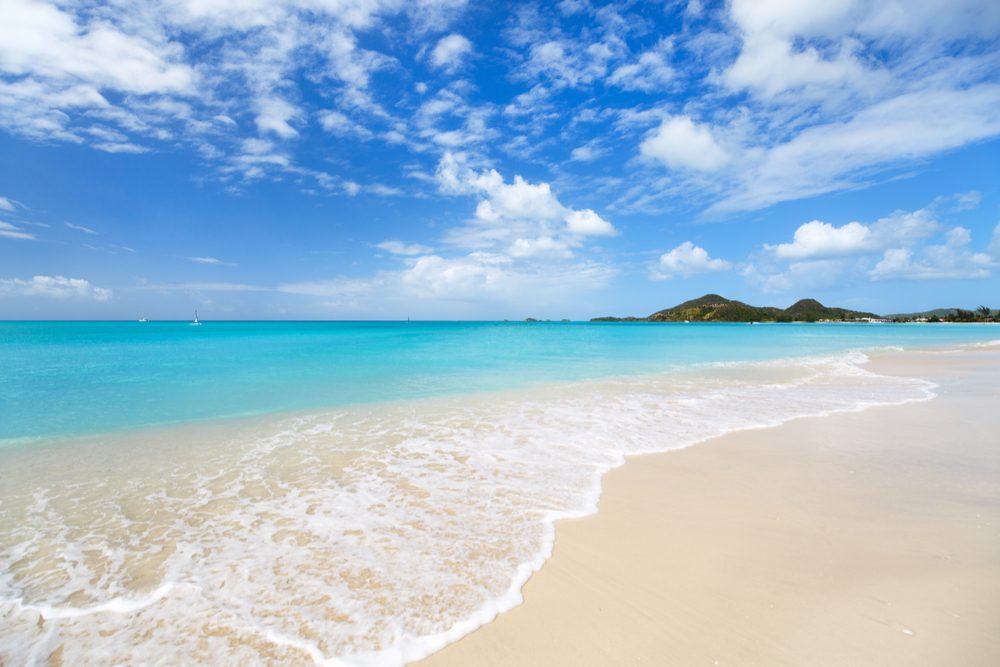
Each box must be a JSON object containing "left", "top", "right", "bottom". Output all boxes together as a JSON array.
[
  {"left": 564, "top": 209, "right": 616, "bottom": 236},
  {"left": 640, "top": 116, "right": 729, "bottom": 171},
  {"left": 748, "top": 203, "right": 994, "bottom": 290},
  {"left": 436, "top": 151, "right": 616, "bottom": 258},
  {"left": 652, "top": 241, "right": 730, "bottom": 279},
  {"left": 723, "top": 1, "right": 876, "bottom": 100},
  {"left": 0, "top": 275, "right": 112, "bottom": 300},
  {"left": 767, "top": 220, "right": 873, "bottom": 259},
  {"left": 765, "top": 208, "right": 939, "bottom": 260},
  {"left": 275, "top": 151, "right": 621, "bottom": 315},
  {"left": 429, "top": 34, "right": 472, "bottom": 73}
]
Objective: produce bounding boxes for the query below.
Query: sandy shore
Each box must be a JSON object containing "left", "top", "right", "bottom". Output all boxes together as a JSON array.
[{"left": 420, "top": 346, "right": 1000, "bottom": 666}]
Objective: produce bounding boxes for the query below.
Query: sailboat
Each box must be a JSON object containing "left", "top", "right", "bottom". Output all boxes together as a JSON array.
[
  {"left": 190, "top": 310, "right": 202, "bottom": 326},
  {"left": 138, "top": 317, "right": 148, "bottom": 323}
]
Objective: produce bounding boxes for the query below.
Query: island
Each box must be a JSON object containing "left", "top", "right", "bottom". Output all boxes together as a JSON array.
[
  {"left": 593, "top": 294, "right": 1000, "bottom": 323},
  {"left": 592, "top": 294, "right": 882, "bottom": 323}
]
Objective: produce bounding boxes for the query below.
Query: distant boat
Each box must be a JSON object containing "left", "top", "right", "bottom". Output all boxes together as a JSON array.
[
  {"left": 138, "top": 317, "right": 148, "bottom": 323},
  {"left": 190, "top": 310, "right": 202, "bottom": 326}
]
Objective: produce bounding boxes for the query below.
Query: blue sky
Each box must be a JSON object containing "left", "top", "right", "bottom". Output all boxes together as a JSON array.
[{"left": 0, "top": 0, "right": 998, "bottom": 319}]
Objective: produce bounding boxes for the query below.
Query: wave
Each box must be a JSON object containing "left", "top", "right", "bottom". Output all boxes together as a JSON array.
[{"left": 0, "top": 351, "right": 935, "bottom": 665}]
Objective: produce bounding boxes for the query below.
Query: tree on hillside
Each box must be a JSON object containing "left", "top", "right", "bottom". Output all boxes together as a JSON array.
[{"left": 977, "top": 305, "right": 991, "bottom": 320}]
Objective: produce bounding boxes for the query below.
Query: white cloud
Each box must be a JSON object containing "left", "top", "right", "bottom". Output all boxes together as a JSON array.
[
  {"left": 607, "top": 39, "right": 674, "bottom": 92},
  {"left": 570, "top": 143, "right": 604, "bottom": 162},
  {"left": 708, "top": 85, "right": 1000, "bottom": 214},
  {"left": 255, "top": 96, "right": 299, "bottom": 139},
  {"left": 519, "top": 38, "right": 614, "bottom": 88},
  {"left": 392, "top": 252, "right": 614, "bottom": 307},
  {"left": 0, "top": 220, "right": 35, "bottom": 240},
  {"left": 870, "top": 227, "right": 994, "bottom": 280},
  {"left": 430, "top": 34, "right": 472, "bottom": 73},
  {"left": 318, "top": 109, "right": 373, "bottom": 139},
  {"left": 0, "top": 275, "right": 111, "bottom": 300},
  {"left": 0, "top": 0, "right": 195, "bottom": 95},
  {"left": 564, "top": 209, "right": 616, "bottom": 236},
  {"left": 767, "top": 220, "right": 872, "bottom": 259},
  {"left": 744, "top": 257, "right": 860, "bottom": 294},
  {"left": 367, "top": 183, "right": 404, "bottom": 197},
  {"left": 652, "top": 241, "right": 730, "bottom": 279},
  {"left": 640, "top": 116, "right": 729, "bottom": 171},
  {"left": 0, "top": 196, "right": 15, "bottom": 211},
  {"left": 436, "top": 151, "right": 617, "bottom": 256},
  {"left": 765, "top": 208, "right": 940, "bottom": 260},
  {"left": 0, "top": 0, "right": 453, "bottom": 171},
  {"left": 278, "top": 252, "right": 615, "bottom": 317},
  {"left": 190, "top": 256, "right": 236, "bottom": 266},
  {"left": 375, "top": 240, "right": 433, "bottom": 256},
  {"left": 65, "top": 222, "right": 97, "bottom": 234},
  {"left": 413, "top": 88, "right": 495, "bottom": 150},
  {"left": 724, "top": 0, "right": 1000, "bottom": 104},
  {"left": 990, "top": 222, "right": 1000, "bottom": 259},
  {"left": 723, "top": 10, "right": 875, "bottom": 99},
  {"left": 93, "top": 141, "right": 150, "bottom": 154},
  {"left": 0, "top": 0, "right": 195, "bottom": 145},
  {"left": 507, "top": 236, "right": 572, "bottom": 258},
  {"left": 749, "top": 203, "right": 993, "bottom": 289},
  {"left": 952, "top": 190, "right": 983, "bottom": 211}
]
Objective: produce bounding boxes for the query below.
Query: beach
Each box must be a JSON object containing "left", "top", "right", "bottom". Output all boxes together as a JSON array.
[
  {"left": 2, "top": 325, "right": 998, "bottom": 665},
  {"left": 421, "top": 345, "right": 1000, "bottom": 666}
]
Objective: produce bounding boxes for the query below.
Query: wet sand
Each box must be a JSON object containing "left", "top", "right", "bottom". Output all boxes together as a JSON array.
[{"left": 421, "top": 347, "right": 1000, "bottom": 666}]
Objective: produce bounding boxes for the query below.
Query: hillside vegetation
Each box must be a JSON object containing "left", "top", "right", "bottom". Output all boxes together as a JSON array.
[{"left": 593, "top": 294, "right": 880, "bottom": 323}]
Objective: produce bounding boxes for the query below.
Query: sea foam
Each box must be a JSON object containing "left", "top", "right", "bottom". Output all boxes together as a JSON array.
[{"left": 0, "top": 351, "right": 934, "bottom": 665}]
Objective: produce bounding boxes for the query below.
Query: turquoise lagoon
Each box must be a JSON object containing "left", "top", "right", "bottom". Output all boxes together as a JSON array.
[
  {"left": 1, "top": 320, "right": 998, "bottom": 443},
  {"left": 1, "top": 321, "right": 998, "bottom": 665}
]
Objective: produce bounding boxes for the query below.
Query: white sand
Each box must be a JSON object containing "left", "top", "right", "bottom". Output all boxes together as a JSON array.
[{"left": 420, "top": 347, "right": 1000, "bottom": 666}]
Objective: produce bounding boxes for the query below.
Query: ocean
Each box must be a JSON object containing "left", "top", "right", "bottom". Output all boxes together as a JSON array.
[{"left": 1, "top": 321, "right": 997, "bottom": 664}]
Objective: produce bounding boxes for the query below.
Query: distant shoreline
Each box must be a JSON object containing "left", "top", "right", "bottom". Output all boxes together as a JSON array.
[{"left": 590, "top": 292, "right": 999, "bottom": 324}]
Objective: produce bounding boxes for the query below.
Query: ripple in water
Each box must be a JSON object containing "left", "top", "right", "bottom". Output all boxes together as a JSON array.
[{"left": 0, "top": 352, "right": 934, "bottom": 665}]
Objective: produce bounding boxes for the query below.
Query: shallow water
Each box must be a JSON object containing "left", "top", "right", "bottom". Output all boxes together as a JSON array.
[
  {"left": 2, "top": 320, "right": 997, "bottom": 443},
  {"left": 1, "top": 324, "right": 998, "bottom": 664}
]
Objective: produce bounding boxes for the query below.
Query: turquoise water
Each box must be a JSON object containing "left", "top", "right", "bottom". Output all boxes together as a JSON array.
[{"left": 1, "top": 320, "right": 997, "bottom": 442}]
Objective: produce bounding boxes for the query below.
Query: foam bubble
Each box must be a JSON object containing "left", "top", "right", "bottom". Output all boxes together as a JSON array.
[{"left": 0, "top": 352, "right": 935, "bottom": 665}]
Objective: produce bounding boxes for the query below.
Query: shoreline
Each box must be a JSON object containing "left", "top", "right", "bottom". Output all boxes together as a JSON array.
[
  {"left": 2, "top": 343, "right": 997, "bottom": 664},
  {"left": 418, "top": 345, "right": 1000, "bottom": 665}
]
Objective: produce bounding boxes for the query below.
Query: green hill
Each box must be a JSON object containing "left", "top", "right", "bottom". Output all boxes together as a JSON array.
[
  {"left": 647, "top": 294, "right": 782, "bottom": 322},
  {"left": 778, "top": 298, "right": 878, "bottom": 323},
  {"left": 592, "top": 294, "right": 881, "bottom": 323}
]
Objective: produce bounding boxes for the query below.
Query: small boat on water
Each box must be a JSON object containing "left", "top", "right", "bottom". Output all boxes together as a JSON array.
[
  {"left": 138, "top": 317, "right": 148, "bottom": 323},
  {"left": 190, "top": 310, "right": 202, "bottom": 326}
]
